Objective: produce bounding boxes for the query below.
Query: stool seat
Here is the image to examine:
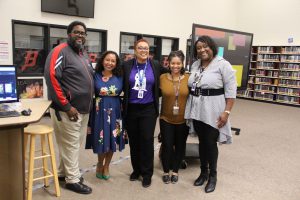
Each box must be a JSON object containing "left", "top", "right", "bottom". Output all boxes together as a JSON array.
[
  {"left": 25, "top": 124, "right": 54, "bottom": 135},
  {"left": 24, "top": 124, "right": 60, "bottom": 200}
]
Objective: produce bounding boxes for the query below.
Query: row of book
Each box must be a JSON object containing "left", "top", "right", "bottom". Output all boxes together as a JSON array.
[
  {"left": 280, "top": 63, "right": 300, "bottom": 70},
  {"left": 257, "top": 54, "right": 280, "bottom": 61},
  {"left": 281, "top": 46, "right": 300, "bottom": 54},
  {"left": 238, "top": 90, "right": 300, "bottom": 104},
  {"left": 279, "top": 71, "right": 300, "bottom": 79},
  {"left": 250, "top": 63, "right": 300, "bottom": 71},
  {"left": 256, "top": 70, "right": 279, "bottom": 77},
  {"left": 254, "top": 46, "right": 300, "bottom": 54},
  {"left": 281, "top": 55, "right": 300, "bottom": 62}
]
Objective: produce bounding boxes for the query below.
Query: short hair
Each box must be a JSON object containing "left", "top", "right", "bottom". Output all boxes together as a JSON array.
[
  {"left": 193, "top": 35, "right": 218, "bottom": 58},
  {"left": 133, "top": 38, "right": 150, "bottom": 50},
  {"left": 95, "top": 51, "right": 123, "bottom": 77},
  {"left": 67, "top": 21, "right": 87, "bottom": 34},
  {"left": 167, "top": 50, "right": 186, "bottom": 75}
]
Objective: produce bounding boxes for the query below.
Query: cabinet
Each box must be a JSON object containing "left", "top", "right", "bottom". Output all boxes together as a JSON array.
[{"left": 238, "top": 46, "right": 300, "bottom": 106}]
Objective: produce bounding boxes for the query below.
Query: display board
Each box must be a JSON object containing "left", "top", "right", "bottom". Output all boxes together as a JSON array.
[{"left": 191, "top": 24, "right": 253, "bottom": 89}]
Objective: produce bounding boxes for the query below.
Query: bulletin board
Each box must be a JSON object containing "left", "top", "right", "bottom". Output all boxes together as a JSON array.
[{"left": 191, "top": 24, "right": 253, "bottom": 90}]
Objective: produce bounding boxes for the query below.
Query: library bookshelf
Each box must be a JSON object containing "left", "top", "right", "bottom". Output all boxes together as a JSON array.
[{"left": 238, "top": 46, "right": 300, "bottom": 106}]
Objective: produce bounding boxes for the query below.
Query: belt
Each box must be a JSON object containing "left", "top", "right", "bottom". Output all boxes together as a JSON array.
[{"left": 189, "top": 87, "right": 224, "bottom": 96}]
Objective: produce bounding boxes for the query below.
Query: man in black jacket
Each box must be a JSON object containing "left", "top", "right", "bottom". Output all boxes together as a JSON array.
[{"left": 44, "top": 21, "right": 94, "bottom": 195}]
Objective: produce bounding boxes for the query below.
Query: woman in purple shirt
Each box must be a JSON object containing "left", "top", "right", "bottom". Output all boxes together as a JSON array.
[{"left": 122, "top": 39, "right": 167, "bottom": 188}]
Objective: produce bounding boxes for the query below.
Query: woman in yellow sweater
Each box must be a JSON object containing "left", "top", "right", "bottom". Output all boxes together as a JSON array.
[{"left": 159, "top": 50, "right": 189, "bottom": 184}]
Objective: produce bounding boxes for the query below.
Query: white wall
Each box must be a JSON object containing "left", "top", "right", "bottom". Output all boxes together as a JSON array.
[
  {"left": 236, "top": 0, "right": 300, "bottom": 45},
  {"left": 1, "top": 0, "right": 300, "bottom": 65},
  {"left": 0, "top": 0, "right": 237, "bottom": 64}
]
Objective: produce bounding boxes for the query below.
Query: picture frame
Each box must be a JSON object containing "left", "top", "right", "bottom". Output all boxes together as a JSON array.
[{"left": 17, "top": 77, "right": 47, "bottom": 100}]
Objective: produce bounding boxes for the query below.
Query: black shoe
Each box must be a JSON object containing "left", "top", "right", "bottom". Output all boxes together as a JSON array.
[
  {"left": 205, "top": 176, "right": 217, "bottom": 193},
  {"left": 162, "top": 174, "right": 170, "bottom": 184},
  {"left": 171, "top": 175, "right": 178, "bottom": 184},
  {"left": 58, "top": 176, "right": 84, "bottom": 183},
  {"left": 65, "top": 182, "right": 92, "bottom": 194},
  {"left": 129, "top": 172, "right": 140, "bottom": 181},
  {"left": 142, "top": 177, "right": 151, "bottom": 188},
  {"left": 194, "top": 173, "right": 208, "bottom": 186}
]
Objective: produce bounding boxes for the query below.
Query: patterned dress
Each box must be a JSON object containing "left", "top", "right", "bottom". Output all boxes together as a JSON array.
[{"left": 86, "top": 73, "right": 126, "bottom": 153}]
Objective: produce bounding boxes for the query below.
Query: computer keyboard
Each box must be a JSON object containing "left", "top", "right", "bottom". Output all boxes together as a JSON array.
[{"left": 0, "top": 110, "right": 21, "bottom": 118}]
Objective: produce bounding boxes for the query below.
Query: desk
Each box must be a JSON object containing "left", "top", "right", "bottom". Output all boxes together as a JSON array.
[{"left": 0, "top": 100, "right": 51, "bottom": 200}]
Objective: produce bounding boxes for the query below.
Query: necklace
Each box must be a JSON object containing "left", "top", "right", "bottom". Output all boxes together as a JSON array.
[{"left": 101, "top": 71, "right": 112, "bottom": 82}]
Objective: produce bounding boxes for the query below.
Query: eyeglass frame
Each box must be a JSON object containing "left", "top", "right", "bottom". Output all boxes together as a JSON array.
[
  {"left": 136, "top": 46, "right": 150, "bottom": 51},
  {"left": 71, "top": 30, "right": 88, "bottom": 37}
]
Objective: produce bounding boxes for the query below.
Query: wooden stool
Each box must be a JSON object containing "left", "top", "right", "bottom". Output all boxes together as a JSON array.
[{"left": 24, "top": 125, "right": 60, "bottom": 200}]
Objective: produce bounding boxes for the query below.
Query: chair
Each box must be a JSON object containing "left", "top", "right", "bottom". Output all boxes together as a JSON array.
[{"left": 24, "top": 125, "right": 60, "bottom": 200}]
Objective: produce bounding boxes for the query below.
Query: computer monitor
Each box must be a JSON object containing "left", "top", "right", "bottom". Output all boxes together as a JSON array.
[{"left": 0, "top": 65, "right": 18, "bottom": 103}]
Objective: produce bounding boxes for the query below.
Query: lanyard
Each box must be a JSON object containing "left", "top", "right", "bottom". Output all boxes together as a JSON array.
[
  {"left": 172, "top": 75, "right": 181, "bottom": 106},
  {"left": 192, "top": 67, "right": 204, "bottom": 91},
  {"left": 136, "top": 59, "right": 148, "bottom": 89}
]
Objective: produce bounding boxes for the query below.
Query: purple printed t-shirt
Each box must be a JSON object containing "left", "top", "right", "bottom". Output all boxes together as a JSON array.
[{"left": 129, "top": 60, "right": 154, "bottom": 104}]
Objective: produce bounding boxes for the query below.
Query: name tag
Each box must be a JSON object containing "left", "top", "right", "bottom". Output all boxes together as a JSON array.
[{"left": 138, "top": 90, "right": 144, "bottom": 99}]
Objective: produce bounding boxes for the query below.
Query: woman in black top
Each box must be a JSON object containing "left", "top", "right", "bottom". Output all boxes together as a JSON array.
[{"left": 122, "top": 38, "right": 166, "bottom": 188}]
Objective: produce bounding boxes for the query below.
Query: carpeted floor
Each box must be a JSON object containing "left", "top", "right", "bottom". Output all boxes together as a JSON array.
[{"left": 30, "top": 99, "right": 300, "bottom": 200}]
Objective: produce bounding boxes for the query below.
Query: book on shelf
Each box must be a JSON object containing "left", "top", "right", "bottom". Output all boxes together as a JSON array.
[{"left": 243, "top": 45, "right": 300, "bottom": 106}]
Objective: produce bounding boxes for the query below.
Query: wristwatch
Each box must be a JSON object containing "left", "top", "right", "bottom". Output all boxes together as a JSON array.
[{"left": 224, "top": 110, "right": 231, "bottom": 115}]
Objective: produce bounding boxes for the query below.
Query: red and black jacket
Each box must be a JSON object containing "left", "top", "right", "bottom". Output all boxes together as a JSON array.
[{"left": 44, "top": 43, "right": 94, "bottom": 114}]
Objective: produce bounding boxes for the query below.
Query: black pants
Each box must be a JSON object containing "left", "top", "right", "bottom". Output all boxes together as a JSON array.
[
  {"left": 160, "top": 119, "right": 189, "bottom": 173},
  {"left": 125, "top": 103, "right": 157, "bottom": 179},
  {"left": 193, "top": 120, "right": 219, "bottom": 177}
]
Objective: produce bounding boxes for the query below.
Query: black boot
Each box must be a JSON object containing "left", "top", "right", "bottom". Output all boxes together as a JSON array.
[
  {"left": 205, "top": 176, "right": 217, "bottom": 193},
  {"left": 194, "top": 172, "right": 208, "bottom": 186}
]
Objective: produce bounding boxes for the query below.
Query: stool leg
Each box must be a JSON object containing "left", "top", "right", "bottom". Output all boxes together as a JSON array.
[
  {"left": 47, "top": 132, "right": 60, "bottom": 197},
  {"left": 24, "top": 134, "right": 28, "bottom": 161},
  {"left": 24, "top": 133, "right": 28, "bottom": 188},
  {"left": 27, "top": 135, "right": 36, "bottom": 200},
  {"left": 41, "top": 135, "right": 49, "bottom": 187}
]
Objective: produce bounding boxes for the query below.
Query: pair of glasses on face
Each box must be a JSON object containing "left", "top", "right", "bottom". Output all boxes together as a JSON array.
[
  {"left": 72, "top": 30, "right": 88, "bottom": 37},
  {"left": 137, "top": 46, "right": 149, "bottom": 51}
]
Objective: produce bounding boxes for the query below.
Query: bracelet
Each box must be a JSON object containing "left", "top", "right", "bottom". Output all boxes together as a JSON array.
[{"left": 224, "top": 110, "right": 230, "bottom": 115}]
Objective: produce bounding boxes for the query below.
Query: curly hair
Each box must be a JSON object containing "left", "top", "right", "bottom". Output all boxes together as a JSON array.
[
  {"left": 95, "top": 51, "right": 123, "bottom": 77},
  {"left": 67, "top": 21, "right": 87, "bottom": 34},
  {"left": 193, "top": 35, "right": 218, "bottom": 58}
]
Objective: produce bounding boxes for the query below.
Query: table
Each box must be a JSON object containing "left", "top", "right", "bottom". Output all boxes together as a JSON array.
[{"left": 0, "top": 100, "right": 51, "bottom": 200}]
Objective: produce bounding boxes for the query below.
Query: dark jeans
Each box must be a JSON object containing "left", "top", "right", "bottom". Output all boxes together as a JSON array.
[
  {"left": 193, "top": 120, "right": 219, "bottom": 177},
  {"left": 125, "top": 103, "right": 157, "bottom": 179},
  {"left": 160, "top": 119, "right": 189, "bottom": 173}
]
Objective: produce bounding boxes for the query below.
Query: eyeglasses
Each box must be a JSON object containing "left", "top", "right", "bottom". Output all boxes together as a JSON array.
[
  {"left": 71, "top": 30, "right": 88, "bottom": 37},
  {"left": 137, "top": 46, "right": 149, "bottom": 51}
]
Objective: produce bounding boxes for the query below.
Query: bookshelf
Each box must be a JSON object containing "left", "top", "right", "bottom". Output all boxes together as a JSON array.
[{"left": 238, "top": 46, "right": 300, "bottom": 106}]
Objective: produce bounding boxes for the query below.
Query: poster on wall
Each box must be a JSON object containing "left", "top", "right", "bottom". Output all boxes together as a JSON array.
[
  {"left": 17, "top": 77, "right": 45, "bottom": 99},
  {"left": 0, "top": 41, "right": 9, "bottom": 62},
  {"left": 191, "top": 24, "right": 253, "bottom": 90}
]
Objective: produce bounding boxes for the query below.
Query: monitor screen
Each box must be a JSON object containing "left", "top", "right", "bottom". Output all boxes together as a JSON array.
[
  {"left": 0, "top": 66, "right": 18, "bottom": 103},
  {"left": 41, "top": 0, "right": 95, "bottom": 18}
]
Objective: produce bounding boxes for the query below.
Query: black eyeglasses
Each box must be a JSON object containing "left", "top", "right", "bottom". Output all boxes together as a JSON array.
[{"left": 71, "top": 30, "right": 88, "bottom": 37}]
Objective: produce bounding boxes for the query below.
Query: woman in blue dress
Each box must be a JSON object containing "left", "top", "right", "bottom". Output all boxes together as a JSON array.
[{"left": 86, "top": 51, "right": 126, "bottom": 180}]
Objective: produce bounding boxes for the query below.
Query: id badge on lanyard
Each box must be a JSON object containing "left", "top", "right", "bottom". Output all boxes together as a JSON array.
[
  {"left": 137, "top": 60, "right": 147, "bottom": 99},
  {"left": 138, "top": 90, "right": 144, "bottom": 98}
]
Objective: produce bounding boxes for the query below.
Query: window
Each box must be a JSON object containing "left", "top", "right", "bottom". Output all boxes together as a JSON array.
[
  {"left": 13, "top": 20, "right": 107, "bottom": 76},
  {"left": 120, "top": 32, "right": 179, "bottom": 67},
  {"left": 14, "top": 24, "right": 46, "bottom": 76}
]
